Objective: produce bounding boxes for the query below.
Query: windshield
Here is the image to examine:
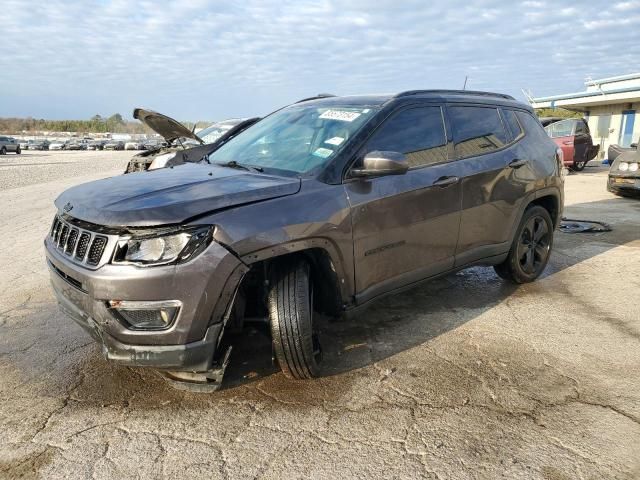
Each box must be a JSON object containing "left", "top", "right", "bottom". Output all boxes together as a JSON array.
[
  {"left": 198, "top": 121, "right": 241, "bottom": 143},
  {"left": 545, "top": 119, "right": 575, "bottom": 138},
  {"left": 207, "top": 104, "right": 378, "bottom": 174}
]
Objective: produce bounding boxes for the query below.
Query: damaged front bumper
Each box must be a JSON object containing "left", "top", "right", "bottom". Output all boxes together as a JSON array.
[
  {"left": 45, "top": 236, "right": 247, "bottom": 373},
  {"left": 608, "top": 174, "right": 640, "bottom": 195}
]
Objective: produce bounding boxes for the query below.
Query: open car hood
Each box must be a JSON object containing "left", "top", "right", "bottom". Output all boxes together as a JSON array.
[{"left": 133, "top": 108, "right": 204, "bottom": 145}]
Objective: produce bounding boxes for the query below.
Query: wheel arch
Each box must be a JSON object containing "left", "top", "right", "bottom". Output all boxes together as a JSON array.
[
  {"left": 241, "top": 243, "right": 347, "bottom": 317},
  {"left": 529, "top": 193, "right": 561, "bottom": 228}
]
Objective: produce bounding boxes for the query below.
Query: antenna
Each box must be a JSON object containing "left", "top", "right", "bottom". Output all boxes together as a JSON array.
[
  {"left": 463, "top": 76, "right": 468, "bottom": 90},
  {"left": 521, "top": 88, "right": 535, "bottom": 104}
]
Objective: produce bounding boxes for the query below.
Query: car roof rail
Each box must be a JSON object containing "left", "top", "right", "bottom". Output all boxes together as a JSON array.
[
  {"left": 394, "top": 90, "right": 515, "bottom": 100},
  {"left": 295, "top": 93, "right": 337, "bottom": 103}
]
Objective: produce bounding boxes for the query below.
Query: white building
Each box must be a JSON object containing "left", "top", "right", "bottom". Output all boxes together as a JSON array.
[{"left": 529, "top": 73, "right": 640, "bottom": 158}]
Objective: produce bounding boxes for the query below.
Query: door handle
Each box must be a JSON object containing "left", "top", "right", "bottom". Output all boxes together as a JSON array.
[
  {"left": 432, "top": 176, "right": 460, "bottom": 187},
  {"left": 508, "top": 159, "right": 528, "bottom": 169}
]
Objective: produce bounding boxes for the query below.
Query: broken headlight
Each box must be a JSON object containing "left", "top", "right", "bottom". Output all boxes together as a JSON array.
[{"left": 112, "top": 226, "right": 213, "bottom": 266}]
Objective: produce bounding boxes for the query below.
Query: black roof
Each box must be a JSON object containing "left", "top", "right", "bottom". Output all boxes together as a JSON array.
[{"left": 296, "top": 90, "right": 529, "bottom": 110}]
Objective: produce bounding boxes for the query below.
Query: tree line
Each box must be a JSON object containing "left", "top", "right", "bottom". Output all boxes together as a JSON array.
[{"left": 0, "top": 114, "right": 211, "bottom": 135}]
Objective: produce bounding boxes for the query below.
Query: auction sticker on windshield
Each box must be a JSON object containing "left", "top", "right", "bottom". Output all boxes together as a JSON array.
[
  {"left": 325, "top": 136, "right": 344, "bottom": 146},
  {"left": 312, "top": 147, "right": 334, "bottom": 158},
  {"left": 319, "top": 110, "right": 361, "bottom": 122}
]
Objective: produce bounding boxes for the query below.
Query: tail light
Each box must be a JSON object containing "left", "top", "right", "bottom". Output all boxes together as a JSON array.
[{"left": 556, "top": 147, "right": 566, "bottom": 178}]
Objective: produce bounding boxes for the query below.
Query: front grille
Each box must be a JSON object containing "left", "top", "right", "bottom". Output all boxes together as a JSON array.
[
  {"left": 65, "top": 229, "right": 79, "bottom": 255},
  {"left": 59, "top": 225, "right": 69, "bottom": 248},
  {"left": 87, "top": 236, "right": 107, "bottom": 265},
  {"left": 75, "top": 232, "right": 91, "bottom": 260},
  {"left": 48, "top": 215, "right": 113, "bottom": 268}
]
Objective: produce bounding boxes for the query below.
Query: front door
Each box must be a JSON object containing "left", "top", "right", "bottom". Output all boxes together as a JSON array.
[{"left": 344, "top": 105, "right": 462, "bottom": 304}]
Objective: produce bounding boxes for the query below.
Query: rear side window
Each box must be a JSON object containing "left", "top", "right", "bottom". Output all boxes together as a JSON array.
[
  {"left": 545, "top": 119, "right": 574, "bottom": 138},
  {"left": 517, "top": 111, "right": 550, "bottom": 139},
  {"left": 449, "top": 106, "right": 508, "bottom": 158},
  {"left": 501, "top": 109, "right": 524, "bottom": 142},
  {"left": 365, "top": 106, "right": 447, "bottom": 167},
  {"left": 574, "top": 121, "right": 588, "bottom": 135}
]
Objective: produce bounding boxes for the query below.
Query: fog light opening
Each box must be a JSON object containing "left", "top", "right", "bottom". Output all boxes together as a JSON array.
[{"left": 108, "top": 300, "right": 181, "bottom": 330}]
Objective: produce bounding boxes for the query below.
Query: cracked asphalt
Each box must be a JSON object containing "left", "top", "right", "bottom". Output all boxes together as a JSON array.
[{"left": 1, "top": 152, "right": 639, "bottom": 479}]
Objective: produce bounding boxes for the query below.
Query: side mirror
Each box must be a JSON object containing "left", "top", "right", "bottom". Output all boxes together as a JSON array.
[{"left": 351, "top": 151, "right": 409, "bottom": 178}]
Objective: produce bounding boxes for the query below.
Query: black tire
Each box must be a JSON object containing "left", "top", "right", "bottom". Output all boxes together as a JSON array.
[
  {"left": 571, "top": 160, "right": 586, "bottom": 171},
  {"left": 0, "top": 147, "right": 6, "bottom": 155},
  {"left": 494, "top": 205, "right": 554, "bottom": 284},
  {"left": 268, "top": 258, "right": 321, "bottom": 379},
  {"left": 16, "top": 146, "right": 21, "bottom": 155}
]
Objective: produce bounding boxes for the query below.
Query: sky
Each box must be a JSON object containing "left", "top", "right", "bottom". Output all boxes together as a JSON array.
[{"left": 1, "top": 0, "right": 640, "bottom": 122}]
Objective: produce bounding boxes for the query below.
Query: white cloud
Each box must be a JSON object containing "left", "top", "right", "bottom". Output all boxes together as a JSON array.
[
  {"left": 0, "top": 0, "right": 638, "bottom": 120},
  {"left": 614, "top": 1, "right": 640, "bottom": 10}
]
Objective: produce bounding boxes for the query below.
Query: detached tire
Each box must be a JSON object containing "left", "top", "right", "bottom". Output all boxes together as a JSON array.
[
  {"left": 494, "top": 205, "right": 554, "bottom": 284},
  {"left": 16, "top": 146, "right": 21, "bottom": 155},
  {"left": 268, "top": 258, "right": 322, "bottom": 379}
]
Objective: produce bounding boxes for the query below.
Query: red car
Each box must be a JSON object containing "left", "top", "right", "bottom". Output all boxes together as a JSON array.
[{"left": 543, "top": 118, "right": 599, "bottom": 171}]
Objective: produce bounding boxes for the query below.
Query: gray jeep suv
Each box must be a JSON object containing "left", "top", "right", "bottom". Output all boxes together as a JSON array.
[{"left": 45, "top": 90, "right": 564, "bottom": 390}]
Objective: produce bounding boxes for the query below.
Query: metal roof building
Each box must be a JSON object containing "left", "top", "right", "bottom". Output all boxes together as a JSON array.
[{"left": 529, "top": 73, "right": 640, "bottom": 158}]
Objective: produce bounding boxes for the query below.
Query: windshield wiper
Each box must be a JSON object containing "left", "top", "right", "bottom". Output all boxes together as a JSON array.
[{"left": 216, "top": 160, "right": 263, "bottom": 173}]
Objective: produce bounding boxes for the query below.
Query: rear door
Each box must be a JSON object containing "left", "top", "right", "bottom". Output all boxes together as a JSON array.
[
  {"left": 573, "top": 119, "right": 591, "bottom": 162},
  {"left": 345, "top": 105, "right": 462, "bottom": 303},
  {"left": 448, "top": 104, "right": 533, "bottom": 266},
  {"left": 545, "top": 119, "right": 575, "bottom": 163}
]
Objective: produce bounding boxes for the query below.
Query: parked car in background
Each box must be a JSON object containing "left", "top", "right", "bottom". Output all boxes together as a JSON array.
[
  {"left": 608, "top": 138, "right": 637, "bottom": 164},
  {"left": 543, "top": 118, "right": 599, "bottom": 171},
  {"left": 124, "top": 108, "right": 259, "bottom": 173},
  {"left": 87, "top": 140, "right": 106, "bottom": 150},
  {"left": 608, "top": 140, "right": 640, "bottom": 197},
  {"left": 197, "top": 118, "right": 249, "bottom": 144},
  {"left": 47, "top": 90, "right": 563, "bottom": 390},
  {"left": 66, "top": 140, "right": 87, "bottom": 150},
  {"left": 49, "top": 140, "right": 68, "bottom": 150},
  {"left": 103, "top": 140, "right": 125, "bottom": 150},
  {"left": 124, "top": 141, "right": 145, "bottom": 150},
  {"left": 142, "top": 139, "right": 168, "bottom": 150},
  {"left": 19, "top": 139, "right": 30, "bottom": 150},
  {"left": 0, "top": 136, "right": 22, "bottom": 154},
  {"left": 28, "top": 139, "right": 50, "bottom": 150}
]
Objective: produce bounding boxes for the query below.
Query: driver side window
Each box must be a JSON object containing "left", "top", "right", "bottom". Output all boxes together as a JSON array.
[{"left": 363, "top": 106, "right": 448, "bottom": 168}]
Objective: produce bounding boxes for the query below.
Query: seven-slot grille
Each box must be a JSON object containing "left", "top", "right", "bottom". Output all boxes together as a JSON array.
[{"left": 49, "top": 216, "right": 109, "bottom": 266}]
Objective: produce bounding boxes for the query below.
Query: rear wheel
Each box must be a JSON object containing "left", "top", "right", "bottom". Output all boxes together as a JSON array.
[
  {"left": 16, "top": 146, "right": 21, "bottom": 155},
  {"left": 494, "top": 205, "right": 553, "bottom": 284},
  {"left": 268, "top": 258, "right": 322, "bottom": 379},
  {"left": 571, "top": 160, "right": 586, "bottom": 171},
  {"left": 0, "top": 147, "right": 6, "bottom": 155}
]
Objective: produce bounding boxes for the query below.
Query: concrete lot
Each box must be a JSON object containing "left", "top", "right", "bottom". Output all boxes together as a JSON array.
[{"left": 0, "top": 151, "right": 639, "bottom": 479}]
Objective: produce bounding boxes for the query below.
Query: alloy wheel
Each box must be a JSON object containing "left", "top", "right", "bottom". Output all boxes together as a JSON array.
[{"left": 517, "top": 215, "right": 550, "bottom": 275}]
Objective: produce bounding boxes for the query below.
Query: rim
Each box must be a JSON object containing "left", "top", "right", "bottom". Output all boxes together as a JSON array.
[
  {"left": 309, "top": 282, "right": 322, "bottom": 363},
  {"left": 517, "top": 215, "right": 550, "bottom": 275}
]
